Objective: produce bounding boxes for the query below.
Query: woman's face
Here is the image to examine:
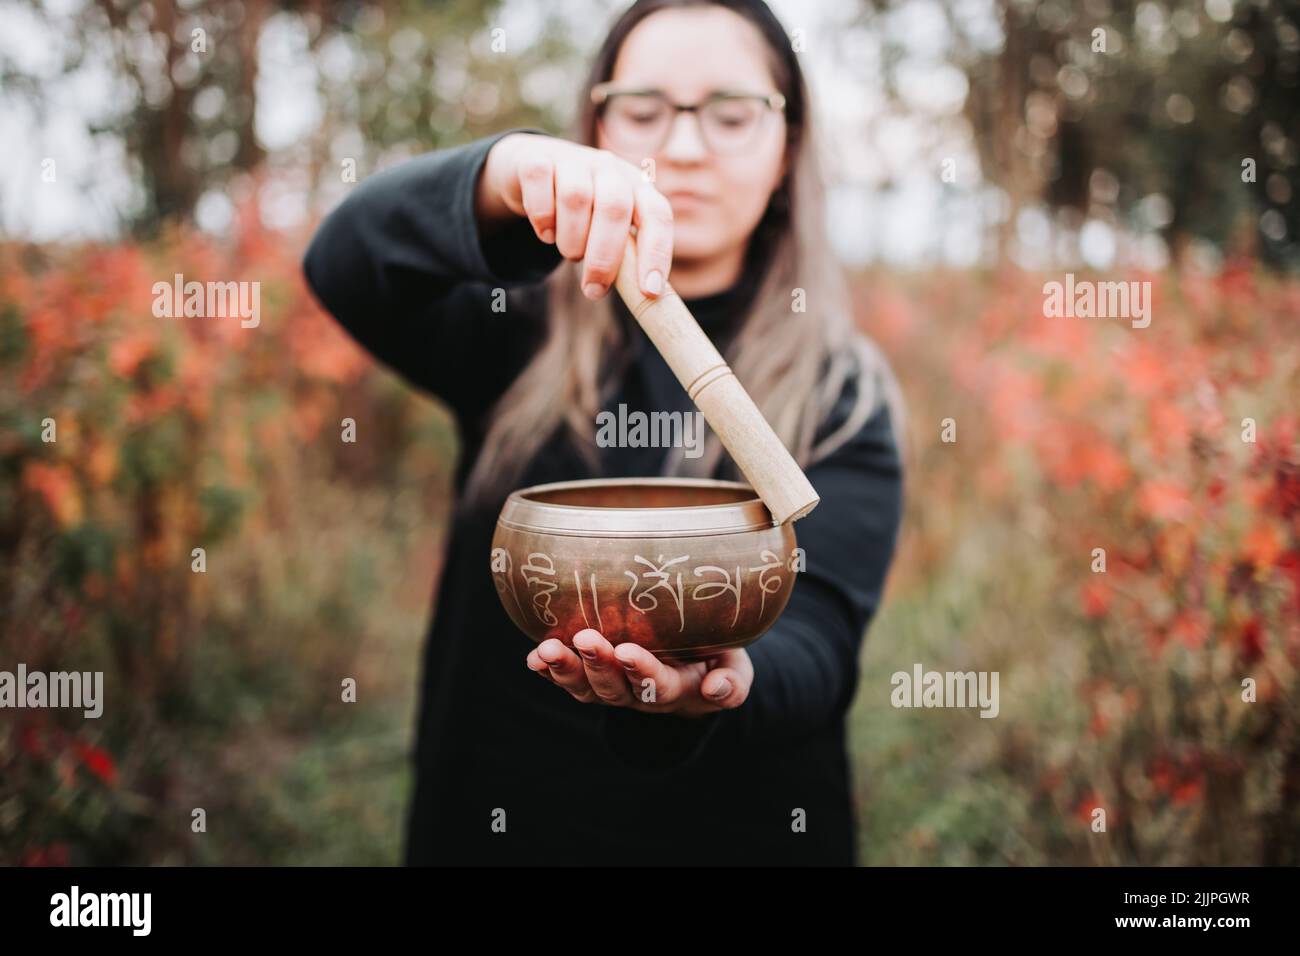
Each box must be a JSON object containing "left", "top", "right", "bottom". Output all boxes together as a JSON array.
[{"left": 596, "top": 6, "right": 788, "bottom": 263}]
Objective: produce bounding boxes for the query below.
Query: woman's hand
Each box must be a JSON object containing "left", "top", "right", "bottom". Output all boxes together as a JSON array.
[
  {"left": 476, "top": 132, "right": 674, "bottom": 300},
  {"left": 526, "top": 629, "right": 752, "bottom": 717}
]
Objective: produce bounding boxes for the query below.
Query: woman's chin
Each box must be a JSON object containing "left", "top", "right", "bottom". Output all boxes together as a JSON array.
[{"left": 667, "top": 229, "right": 729, "bottom": 263}]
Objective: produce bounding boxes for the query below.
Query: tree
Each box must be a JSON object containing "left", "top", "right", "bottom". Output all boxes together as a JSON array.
[{"left": 861, "top": 0, "right": 1300, "bottom": 269}]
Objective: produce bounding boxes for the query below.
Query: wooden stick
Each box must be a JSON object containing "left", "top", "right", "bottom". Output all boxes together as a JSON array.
[{"left": 613, "top": 236, "right": 819, "bottom": 526}]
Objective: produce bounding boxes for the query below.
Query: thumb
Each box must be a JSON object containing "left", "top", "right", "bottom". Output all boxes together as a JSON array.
[{"left": 700, "top": 665, "right": 748, "bottom": 708}]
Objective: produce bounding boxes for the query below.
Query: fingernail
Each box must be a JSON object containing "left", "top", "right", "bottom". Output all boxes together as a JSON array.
[
  {"left": 708, "top": 679, "right": 732, "bottom": 699},
  {"left": 582, "top": 282, "right": 604, "bottom": 299},
  {"left": 578, "top": 647, "right": 599, "bottom": 662},
  {"left": 643, "top": 270, "right": 663, "bottom": 295},
  {"left": 540, "top": 228, "right": 555, "bottom": 243},
  {"left": 621, "top": 660, "right": 637, "bottom": 671}
]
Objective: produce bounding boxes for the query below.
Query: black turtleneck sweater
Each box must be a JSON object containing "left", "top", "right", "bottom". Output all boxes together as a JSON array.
[{"left": 302, "top": 129, "right": 904, "bottom": 866}]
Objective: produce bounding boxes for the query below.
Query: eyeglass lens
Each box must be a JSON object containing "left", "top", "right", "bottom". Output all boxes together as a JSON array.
[{"left": 600, "top": 94, "right": 769, "bottom": 154}]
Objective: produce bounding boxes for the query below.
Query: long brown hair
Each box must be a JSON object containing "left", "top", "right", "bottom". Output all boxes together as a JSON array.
[{"left": 462, "top": 0, "right": 901, "bottom": 511}]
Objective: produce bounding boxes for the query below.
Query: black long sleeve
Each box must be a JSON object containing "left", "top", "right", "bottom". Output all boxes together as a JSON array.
[{"left": 301, "top": 129, "right": 564, "bottom": 435}]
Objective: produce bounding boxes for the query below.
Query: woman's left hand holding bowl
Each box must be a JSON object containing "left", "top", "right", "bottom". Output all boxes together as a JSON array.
[{"left": 526, "top": 630, "right": 752, "bottom": 717}]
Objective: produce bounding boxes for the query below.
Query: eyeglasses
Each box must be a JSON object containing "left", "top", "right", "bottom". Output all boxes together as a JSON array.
[{"left": 591, "top": 82, "right": 786, "bottom": 156}]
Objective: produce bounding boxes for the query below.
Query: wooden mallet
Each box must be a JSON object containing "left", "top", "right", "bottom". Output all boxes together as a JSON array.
[{"left": 613, "top": 235, "right": 819, "bottom": 526}]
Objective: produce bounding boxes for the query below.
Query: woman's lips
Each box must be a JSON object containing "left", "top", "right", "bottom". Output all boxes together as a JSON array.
[{"left": 664, "top": 190, "right": 711, "bottom": 211}]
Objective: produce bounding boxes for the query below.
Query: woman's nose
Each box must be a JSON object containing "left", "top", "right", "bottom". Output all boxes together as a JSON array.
[{"left": 660, "top": 110, "right": 710, "bottom": 162}]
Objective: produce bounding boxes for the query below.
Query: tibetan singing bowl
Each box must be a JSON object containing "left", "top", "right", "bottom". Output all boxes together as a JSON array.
[{"left": 490, "top": 477, "right": 799, "bottom": 662}]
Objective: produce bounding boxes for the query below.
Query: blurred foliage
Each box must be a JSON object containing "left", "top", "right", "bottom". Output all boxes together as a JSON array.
[
  {"left": 852, "top": 263, "right": 1300, "bottom": 864},
  {"left": 864, "top": 0, "right": 1300, "bottom": 268},
  {"left": 2, "top": 208, "right": 1296, "bottom": 863},
  {"left": 7, "top": 0, "right": 1296, "bottom": 265},
  {"left": 3, "top": 0, "right": 575, "bottom": 236},
  {"left": 0, "top": 207, "right": 453, "bottom": 864}
]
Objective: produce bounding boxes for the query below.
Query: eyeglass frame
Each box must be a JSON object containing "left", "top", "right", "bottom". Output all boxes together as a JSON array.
[{"left": 590, "top": 82, "right": 787, "bottom": 155}]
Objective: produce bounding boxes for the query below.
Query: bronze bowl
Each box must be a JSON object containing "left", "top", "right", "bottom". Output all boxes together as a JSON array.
[{"left": 490, "top": 477, "right": 799, "bottom": 662}]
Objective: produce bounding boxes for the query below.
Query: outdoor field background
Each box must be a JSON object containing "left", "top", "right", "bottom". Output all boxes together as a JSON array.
[{"left": 2, "top": 0, "right": 1297, "bottom": 864}]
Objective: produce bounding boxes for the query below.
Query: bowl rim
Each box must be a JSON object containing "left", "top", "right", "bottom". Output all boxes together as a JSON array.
[{"left": 497, "top": 477, "right": 781, "bottom": 537}]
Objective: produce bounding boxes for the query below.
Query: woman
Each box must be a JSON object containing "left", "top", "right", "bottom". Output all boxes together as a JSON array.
[{"left": 302, "top": 0, "right": 903, "bottom": 865}]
